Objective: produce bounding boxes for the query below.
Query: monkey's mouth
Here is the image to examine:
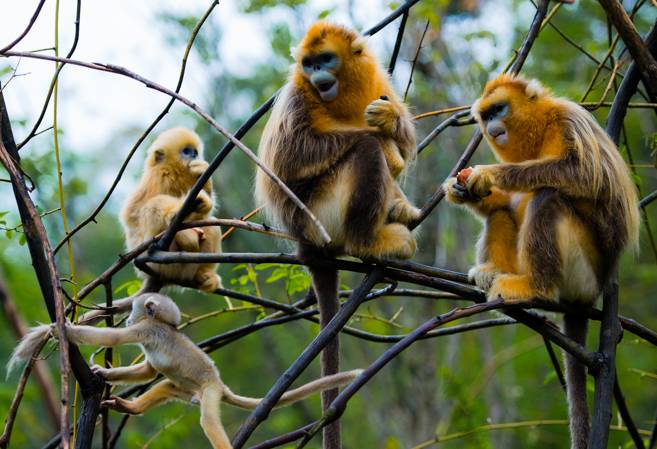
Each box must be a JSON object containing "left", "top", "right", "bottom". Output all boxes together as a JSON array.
[
  {"left": 488, "top": 128, "right": 508, "bottom": 146},
  {"left": 493, "top": 132, "right": 508, "bottom": 146},
  {"left": 316, "top": 80, "right": 338, "bottom": 102}
]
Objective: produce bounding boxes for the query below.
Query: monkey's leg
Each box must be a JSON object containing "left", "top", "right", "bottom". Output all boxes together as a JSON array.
[
  {"left": 194, "top": 226, "right": 223, "bottom": 292},
  {"left": 344, "top": 136, "right": 416, "bottom": 259},
  {"left": 91, "top": 361, "right": 157, "bottom": 384},
  {"left": 469, "top": 207, "right": 519, "bottom": 290},
  {"left": 103, "top": 380, "right": 190, "bottom": 415},
  {"left": 488, "top": 188, "right": 562, "bottom": 302},
  {"left": 199, "top": 384, "right": 232, "bottom": 449}
]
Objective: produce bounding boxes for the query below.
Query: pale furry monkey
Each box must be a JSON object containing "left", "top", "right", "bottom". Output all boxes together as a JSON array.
[
  {"left": 8, "top": 293, "right": 363, "bottom": 449},
  {"left": 122, "top": 127, "right": 222, "bottom": 293}
]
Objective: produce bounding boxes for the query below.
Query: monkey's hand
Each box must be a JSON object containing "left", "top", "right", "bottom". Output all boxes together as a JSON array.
[
  {"left": 443, "top": 178, "right": 481, "bottom": 204},
  {"left": 365, "top": 98, "right": 400, "bottom": 136},
  {"left": 193, "top": 190, "right": 213, "bottom": 216},
  {"left": 90, "top": 364, "right": 110, "bottom": 379},
  {"left": 189, "top": 159, "right": 209, "bottom": 177},
  {"left": 466, "top": 165, "right": 497, "bottom": 198}
]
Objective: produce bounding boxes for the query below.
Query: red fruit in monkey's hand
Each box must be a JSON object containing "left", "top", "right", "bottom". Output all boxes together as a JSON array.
[{"left": 456, "top": 167, "right": 473, "bottom": 185}]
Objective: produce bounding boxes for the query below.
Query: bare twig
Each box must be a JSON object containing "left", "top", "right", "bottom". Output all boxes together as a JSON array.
[
  {"left": 0, "top": 0, "right": 47, "bottom": 53},
  {"left": 404, "top": 20, "right": 430, "bottom": 101}
]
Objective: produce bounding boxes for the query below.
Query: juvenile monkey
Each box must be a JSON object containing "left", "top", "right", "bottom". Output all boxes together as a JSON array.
[
  {"left": 122, "top": 127, "right": 222, "bottom": 293},
  {"left": 255, "top": 23, "right": 420, "bottom": 447},
  {"left": 8, "top": 293, "right": 362, "bottom": 449},
  {"left": 444, "top": 74, "right": 639, "bottom": 449}
]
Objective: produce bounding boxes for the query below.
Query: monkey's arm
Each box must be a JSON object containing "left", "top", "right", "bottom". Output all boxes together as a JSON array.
[
  {"left": 92, "top": 361, "right": 157, "bottom": 383},
  {"left": 78, "top": 297, "right": 135, "bottom": 326},
  {"left": 266, "top": 90, "right": 368, "bottom": 181},
  {"left": 365, "top": 98, "right": 416, "bottom": 162},
  {"left": 466, "top": 153, "right": 587, "bottom": 198},
  {"left": 64, "top": 322, "right": 147, "bottom": 347}
]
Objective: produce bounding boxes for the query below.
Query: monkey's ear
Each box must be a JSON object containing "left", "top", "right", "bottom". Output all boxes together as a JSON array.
[
  {"left": 144, "top": 298, "right": 159, "bottom": 317},
  {"left": 525, "top": 79, "right": 545, "bottom": 100},
  {"left": 352, "top": 36, "right": 367, "bottom": 55},
  {"left": 154, "top": 149, "right": 165, "bottom": 163}
]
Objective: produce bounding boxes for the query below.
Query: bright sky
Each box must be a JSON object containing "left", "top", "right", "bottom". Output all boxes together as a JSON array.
[{"left": 1, "top": 0, "right": 513, "bottom": 153}]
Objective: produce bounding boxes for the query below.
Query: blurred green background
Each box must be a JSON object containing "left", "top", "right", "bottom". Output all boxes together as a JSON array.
[{"left": 1, "top": 0, "right": 657, "bottom": 448}]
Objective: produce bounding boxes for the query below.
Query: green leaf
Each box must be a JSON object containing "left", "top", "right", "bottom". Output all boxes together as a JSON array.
[
  {"left": 317, "top": 8, "right": 334, "bottom": 19},
  {"left": 5, "top": 229, "right": 13, "bottom": 239},
  {"left": 18, "top": 234, "right": 26, "bottom": 246},
  {"left": 114, "top": 279, "right": 142, "bottom": 296}
]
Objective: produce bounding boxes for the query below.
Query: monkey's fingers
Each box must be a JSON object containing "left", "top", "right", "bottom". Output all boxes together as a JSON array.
[
  {"left": 90, "top": 364, "right": 108, "bottom": 379},
  {"left": 452, "top": 183, "right": 482, "bottom": 201}
]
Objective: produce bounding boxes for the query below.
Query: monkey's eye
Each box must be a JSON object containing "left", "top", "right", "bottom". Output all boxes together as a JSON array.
[
  {"left": 318, "top": 53, "right": 333, "bottom": 64},
  {"left": 301, "top": 57, "right": 312, "bottom": 68},
  {"left": 491, "top": 102, "right": 509, "bottom": 118},
  {"left": 181, "top": 146, "right": 198, "bottom": 158}
]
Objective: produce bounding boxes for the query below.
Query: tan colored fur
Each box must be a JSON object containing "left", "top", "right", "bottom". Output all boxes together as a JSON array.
[
  {"left": 121, "top": 127, "right": 222, "bottom": 292},
  {"left": 8, "top": 294, "right": 362, "bottom": 449}
]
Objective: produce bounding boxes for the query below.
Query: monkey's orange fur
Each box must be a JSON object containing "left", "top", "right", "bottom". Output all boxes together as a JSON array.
[
  {"left": 445, "top": 74, "right": 639, "bottom": 302},
  {"left": 257, "top": 22, "right": 420, "bottom": 259},
  {"left": 445, "top": 74, "right": 640, "bottom": 449}
]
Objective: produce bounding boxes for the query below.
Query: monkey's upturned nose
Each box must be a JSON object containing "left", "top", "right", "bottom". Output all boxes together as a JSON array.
[{"left": 488, "top": 123, "right": 506, "bottom": 138}]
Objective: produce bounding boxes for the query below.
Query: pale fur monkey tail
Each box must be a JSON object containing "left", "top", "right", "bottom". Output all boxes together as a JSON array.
[
  {"left": 6, "top": 324, "right": 53, "bottom": 378},
  {"left": 221, "top": 369, "right": 363, "bottom": 410},
  {"left": 563, "top": 314, "right": 590, "bottom": 449}
]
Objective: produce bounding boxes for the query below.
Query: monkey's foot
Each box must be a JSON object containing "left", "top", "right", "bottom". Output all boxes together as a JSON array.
[
  {"left": 466, "top": 165, "right": 497, "bottom": 199},
  {"left": 351, "top": 223, "right": 416, "bottom": 260},
  {"left": 102, "top": 396, "right": 141, "bottom": 415},
  {"left": 387, "top": 198, "right": 421, "bottom": 225},
  {"left": 488, "top": 274, "right": 557, "bottom": 302},
  {"left": 468, "top": 263, "right": 500, "bottom": 290},
  {"left": 173, "top": 228, "right": 202, "bottom": 252},
  {"left": 365, "top": 98, "right": 400, "bottom": 135},
  {"left": 196, "top": 272, "right": 223, "bottom": 293}
]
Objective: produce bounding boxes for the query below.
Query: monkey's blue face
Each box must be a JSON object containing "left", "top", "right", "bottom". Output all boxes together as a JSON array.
[
  {"left": 302, "top": 52, "right": 340, "bottom": 102},
  {"left": 180, "top": 146, "right": 199, "bottom": 160},
  {"left": 480, "top": 102, "right": 509, "bottom": 146}
]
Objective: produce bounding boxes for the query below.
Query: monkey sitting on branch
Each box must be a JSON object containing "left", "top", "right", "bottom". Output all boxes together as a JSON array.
[
  {"left": 122, "top": 127, "right": 222, "bottom": 293},
  {"left": 444, "top": 74, "right": 639, "bottom": 449},
  {"left": 256, "top": 21, "right": 421, "bottom": 260},
  {"left": 255, "top": 22, "right": 421, "bottom": 447},
  {"left": 8, "top": 293, "right": 362, "bottom": 449}
]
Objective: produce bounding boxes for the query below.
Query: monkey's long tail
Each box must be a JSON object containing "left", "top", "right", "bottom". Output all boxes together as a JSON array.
[
  {"left": 563, "top": 314, "right": 590, "bottom": 449},
  {"left": 6, "top": 324, "right": 53, "bottom": 378},
  {"left": 222, "top": 369, "right": 363, "bottom": 410}
]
